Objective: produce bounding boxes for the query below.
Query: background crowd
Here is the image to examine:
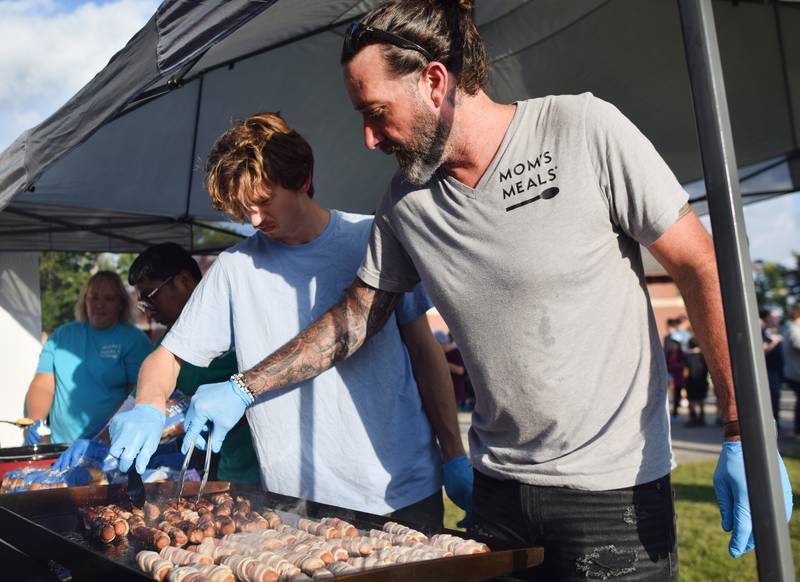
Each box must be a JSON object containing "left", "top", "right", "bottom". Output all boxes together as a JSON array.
[{"left": 664, "top": 305, "right": 800, "bottom": 434}]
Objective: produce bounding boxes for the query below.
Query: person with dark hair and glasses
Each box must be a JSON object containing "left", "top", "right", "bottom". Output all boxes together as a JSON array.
[
  {"left": 110, "top": 0, "right": 790, "bottom": 577},
  {"left": 54, "top": 243, "right": 260, "bottom": 485}
]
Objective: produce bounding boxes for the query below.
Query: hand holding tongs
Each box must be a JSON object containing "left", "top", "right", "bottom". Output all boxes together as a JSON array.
[{"left": 175, "top": 432, "right": 212, "bottom": 503}]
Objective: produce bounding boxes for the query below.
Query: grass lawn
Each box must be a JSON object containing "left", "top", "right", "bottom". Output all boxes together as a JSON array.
[{"left": 444, "top": 452, "right": 800, "bottom": 580}]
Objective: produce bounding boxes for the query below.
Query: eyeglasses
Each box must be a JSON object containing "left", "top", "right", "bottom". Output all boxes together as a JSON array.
[
  {"left": 136, "top": 275, "right": 173, "bottom": 313},
  {"left": 342, "top": 21, "right": 434, "bottom": 63}
]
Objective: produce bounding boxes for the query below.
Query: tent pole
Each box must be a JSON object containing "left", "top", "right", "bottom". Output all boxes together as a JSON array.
[
  {"left": 184, "top": 75, "right": 204, "bottom": 220},
  {"left": 677, "top": 1, "right": 794, "bottom": 580}
]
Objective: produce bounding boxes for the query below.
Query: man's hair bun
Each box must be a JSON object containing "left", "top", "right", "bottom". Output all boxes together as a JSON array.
[
  {"left": 355, "top": 0, "right": 487, "bottom": 95},
  {"left": 440, "top": 0, "right": 474, "bottom": 10}
]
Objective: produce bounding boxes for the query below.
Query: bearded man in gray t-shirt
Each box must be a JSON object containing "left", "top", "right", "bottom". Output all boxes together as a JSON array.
[{"left": 158, "top": 1, "right": 791, "bottom": 580}]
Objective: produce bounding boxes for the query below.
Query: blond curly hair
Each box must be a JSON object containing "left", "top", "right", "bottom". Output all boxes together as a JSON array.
[
  {"left": 205, "top": 112, "right": 314, "bottom": 221},
  {"left": 74, "top": 270, "right": 133, "bottom": 326}
]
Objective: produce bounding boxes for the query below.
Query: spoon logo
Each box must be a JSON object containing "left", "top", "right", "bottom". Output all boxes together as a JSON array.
[
  {"left": 505, "top": 186, "right": 560, "bottom": 212},
  {"left": 498, "top": 151, "right": 560, "bottom": 212}
]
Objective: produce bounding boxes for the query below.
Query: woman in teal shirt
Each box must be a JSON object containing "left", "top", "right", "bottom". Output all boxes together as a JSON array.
[
  {"left": 24, "top": 271, "right": 152, "bottom": 444},
  {"left": 53, "top": 245, "right": 260, "bottom": 485}
]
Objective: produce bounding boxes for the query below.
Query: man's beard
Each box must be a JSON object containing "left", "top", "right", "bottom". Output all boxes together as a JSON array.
[{"left": 394, "top": 103, "right": 448, "bottom": 186}]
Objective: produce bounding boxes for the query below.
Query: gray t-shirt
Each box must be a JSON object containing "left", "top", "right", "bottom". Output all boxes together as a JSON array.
[
  {"left": 163, "top": 211, "right": 441, "bottom": 513},
  {"left": 357, "top": 94, "right": 688, "bottom": 490}
]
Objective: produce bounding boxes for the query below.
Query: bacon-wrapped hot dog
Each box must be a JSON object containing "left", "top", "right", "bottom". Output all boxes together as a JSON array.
[
  {"left": 136, "top": 550, "right": 174, "bottom": 581},
  {"left": 214, "top": 515, "right": 236, "bottom": 536},
  {"left": 259, "top": 510, "right": 282, "bottom": 529},
  {"left": 197, "top": 516, "right": 217, "bottom": 538},
  {"left": 381, "top": 521, "right": 428, "bottom": 543},
  {"left": 165, "top": 565, "right": 213, "bottom": 582},
  {"left": 319, "top": 517, "right": 358, "bottom": 538},
  {"left": 177, "top": 520, "right": 205, "bottom": 544},
  {"left": 131, "top": 525, "right": 170, "bottom": 549},
  {"left": 160, "top": 545, "right": 214, "bottom": 566},
  {"left": 221, "top": 555, "right": 279, "bottom": 582},
  {"left": 247, "top": 511, "right": 268, "bottom": 530},
  {"left": 234, "top": 514, "right": 257, "bottom": 533},
  {"left": 159, "top": 521, "right": 189, "bottom": 547},
  {"left": 428, "top": 533, "right": 489, "bottom": 555},
  {"left": 90, "top": 517, "right": 116, "bottom": 544},
  {"left": 192, "top": 563, "right": 236, "bottom": 582},
  {"left": 233, "top": 497, "right": 251, "bottom": 517},
  {"left": 144, "top": 500, "right": 161, "bottom": 523},
  {"left": 296, "top": 518, "right": 339, "bottom": 540}
]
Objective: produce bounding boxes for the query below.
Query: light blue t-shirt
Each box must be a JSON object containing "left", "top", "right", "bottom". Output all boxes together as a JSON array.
[
  {"left": 36, "top": 321, "right": 152, "bottom": 443},
  {"left": 162, "top": 210, "right": 441, "bottom": 514}
]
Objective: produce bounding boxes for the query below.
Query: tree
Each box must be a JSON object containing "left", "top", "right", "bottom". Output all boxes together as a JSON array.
[
  {"left": 39, "top": 251, "right": 95, "bottom": 334},
  {"left": 753, "top": 253, "right": 800, "bottom": 315}
]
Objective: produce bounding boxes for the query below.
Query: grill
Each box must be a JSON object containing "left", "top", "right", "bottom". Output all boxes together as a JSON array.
[{"left": 0, "top": 481, "right": 542, "bottom": 581}]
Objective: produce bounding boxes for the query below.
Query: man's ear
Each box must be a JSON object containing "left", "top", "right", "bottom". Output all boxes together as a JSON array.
[
  {"left": 422, "top": 61, "right": 450, "bottom": 108},
  {"left": 174, "top": 269, "right": 196, "bottom": 292},
  {"left": 300, "top": 175, "right": 313, "bottom": 194}
]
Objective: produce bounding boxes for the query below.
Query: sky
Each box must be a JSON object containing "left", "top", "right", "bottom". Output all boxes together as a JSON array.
[
  {"left": 688, "top": 161, "right": 800, "bottom": 268},
  {"left": 0, "top": 0, "right": 159, "bottom": 148},
  {"left": 0, "top": 0, "right": 798, "bottom": 266}
]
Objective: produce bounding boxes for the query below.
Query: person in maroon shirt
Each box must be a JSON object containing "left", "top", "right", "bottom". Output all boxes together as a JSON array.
[{"left": 665, "top": 338, "right": 688, "bottom": 418}]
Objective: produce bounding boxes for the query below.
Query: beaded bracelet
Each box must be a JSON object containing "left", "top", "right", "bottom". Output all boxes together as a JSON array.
[{"left": 230, "top": 373, "right": 256, "bottom": 404}]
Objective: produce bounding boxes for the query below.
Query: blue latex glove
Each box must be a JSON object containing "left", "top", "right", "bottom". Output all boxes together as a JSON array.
[
  {"left": 51, "top": 438, "right": 110, "bottom": 471},
  {"left": 182, "top": 380, "right": 252, "bottom": 455},
  {"left": 713, "top": 440, "right": 793, "bottom": 558},
  {"left": 443, "top": 455, "right": 474, "bottom": 528},
  {"left": 64, "top": 466, "right": 96, "bottom": 488},
  {"left": 108, "top": 404, "right": 166, "bottom": 474},
  {"left": 23, "top": 419, "right": 43, "bottom": 446}
]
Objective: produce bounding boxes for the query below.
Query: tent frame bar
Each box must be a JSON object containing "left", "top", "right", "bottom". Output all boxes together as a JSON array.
[
  {"left": 128, "top": 13, "right": 365, "bottom": 112},
  {"left": 1, "top": 208, "right": 244, "bottom": 251},
  {"left": 677, "top": 1, "right": 794, "bottom": 579},
  {"left": 738, "top": 152, "right": 798, "bottom": 184},
  {"left": 689, "top": 187, "right": 799, "bottom": 205},
  {"left": 3, "top": 207, "right": 150, "bottom": 247}
]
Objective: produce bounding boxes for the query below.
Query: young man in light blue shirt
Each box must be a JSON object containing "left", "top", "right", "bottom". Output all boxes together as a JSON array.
[{"left": 109, "top": 113, "right": 471, "bottom": 527}]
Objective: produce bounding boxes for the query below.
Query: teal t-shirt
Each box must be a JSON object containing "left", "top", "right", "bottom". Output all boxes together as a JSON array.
[{"left": 36, "top": 321, "right": 152, "bottom": 443}]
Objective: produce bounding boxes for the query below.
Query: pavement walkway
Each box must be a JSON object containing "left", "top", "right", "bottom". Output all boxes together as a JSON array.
[{"left": 456, "top": 388, "right": 800, "bottom": 465}]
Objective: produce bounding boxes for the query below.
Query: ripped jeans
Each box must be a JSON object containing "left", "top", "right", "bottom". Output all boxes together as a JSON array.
[{"left": 469, "top": 471, "right": 677, "bottom": 581}]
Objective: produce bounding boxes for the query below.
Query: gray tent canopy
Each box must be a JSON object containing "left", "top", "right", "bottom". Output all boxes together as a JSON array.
[{"left": 0, "top": 0, "right": 798, "bottom": 252}]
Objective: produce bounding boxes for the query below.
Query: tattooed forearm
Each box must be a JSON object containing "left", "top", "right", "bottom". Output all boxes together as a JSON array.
[{"left": 242, "top": 280, "right": 402, "bottom": 396}]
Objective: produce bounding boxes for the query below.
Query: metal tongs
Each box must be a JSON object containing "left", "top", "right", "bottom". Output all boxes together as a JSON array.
[{"left": 175, "top": 433, "right": 212, "bottom": 503}]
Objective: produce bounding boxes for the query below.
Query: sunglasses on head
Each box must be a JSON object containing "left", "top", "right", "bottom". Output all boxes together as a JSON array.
[{"left": 342, "top": 21, "right": 434, "bottom": 63}]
